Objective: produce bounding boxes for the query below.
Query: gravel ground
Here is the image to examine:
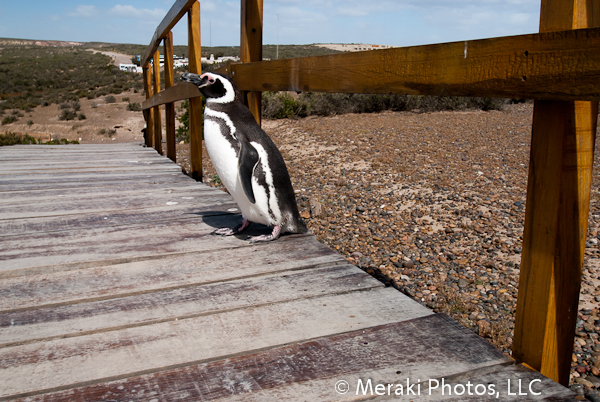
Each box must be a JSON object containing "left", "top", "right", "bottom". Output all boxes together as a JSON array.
[{"left": 176, "top": 102, "right": 600, "bottom": 396}]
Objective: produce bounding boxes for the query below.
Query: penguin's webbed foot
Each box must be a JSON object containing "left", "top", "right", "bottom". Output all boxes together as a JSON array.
[
  {"left": 249, "top": 225, "right": 281, "bottom": 243},
  {"left": 213, "top": 218, "right": 250, "bottom": 236}
]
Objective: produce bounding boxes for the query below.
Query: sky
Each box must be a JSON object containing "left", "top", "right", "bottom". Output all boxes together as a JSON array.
[{"left": 0, "top": 0, "right": 542, "bottom": 48}]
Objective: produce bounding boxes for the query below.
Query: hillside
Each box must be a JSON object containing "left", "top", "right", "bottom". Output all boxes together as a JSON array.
[{"left": 0, "top": 39, "right": 345, "bottom": 143}]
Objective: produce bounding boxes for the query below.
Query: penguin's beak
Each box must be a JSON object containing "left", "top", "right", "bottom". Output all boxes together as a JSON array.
[{"left": 180, "top": 72, "right": 205, "bottom": 86}]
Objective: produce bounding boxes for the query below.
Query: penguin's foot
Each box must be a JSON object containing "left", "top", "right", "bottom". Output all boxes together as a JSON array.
[
  {"left": 249, "top": 225, "right": 281, "bottom": 243},
  {"left": 213, "top": 218, "right": 250, "bottom": 236}
]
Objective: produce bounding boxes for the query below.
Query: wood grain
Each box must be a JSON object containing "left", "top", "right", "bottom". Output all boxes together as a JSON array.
[
  {"left": 141, "top": 82, "right": 201, "bottom": 110},
  {"left": 0, "top": 235, "right": 346, "bottom": 310},
  {"left": 0, "top": 215, "right": 311, "bottom": 276},
  {"left": 9, "top": 314, "right": 513, "bottom": 402},
  {"left": 217, "top": 27, "right": 600, "bottom": 101},
  {"left": 0, "top": 188, "right": 229, "bottom": 220},
  {"left": 188, "top": 1, "right": 203, "bottom": 181},
  {"left": 513, "top": 0, "right": 600, "bottom": 385},
  {"left": 152, "top": 49, "right": 162, "bottom": 155},
  {"left": 142, "top": 66, "right": 154, "bottom": 147},
  {"left": 0, "top": 288, "right": 432, "bottom": 399},
  {"left": 0, "top": 203, "right": 238, "bottom": 238},
  {"left": 0, "top": 265, "right": 378, "bottom": 347},
  {"left": 1, "top": 142, "right": 576, "bottom": 401},
  {"left": 240, "top": 0, "right": 263, "bottom": 125},
  {"left": 163, "top": 31, "right": 176, "bottom": 162}
]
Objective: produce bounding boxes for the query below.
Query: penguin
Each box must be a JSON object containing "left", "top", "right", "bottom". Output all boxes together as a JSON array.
[{"left": 180, "top": 72, "right": 307, "bottom": 242}]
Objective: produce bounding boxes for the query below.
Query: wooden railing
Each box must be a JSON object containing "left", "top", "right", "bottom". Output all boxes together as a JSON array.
[
  {"left": 141, "top": 0, "right": 600, "bottom": 386},
  {"left": 141, "top": 0, "right": 203, "bottom": 180}
]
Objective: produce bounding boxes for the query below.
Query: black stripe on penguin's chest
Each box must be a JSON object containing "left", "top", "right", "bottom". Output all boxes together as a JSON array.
[{"left": 205, "top": 114, "right": 239, "bottom": 153}]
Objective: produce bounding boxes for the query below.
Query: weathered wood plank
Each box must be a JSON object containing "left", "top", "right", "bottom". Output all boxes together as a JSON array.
[
  {"left": 0, "top": 164, "right": 181, "bottom": 176},
  {"left": 0, "top": 265, "right": 379, "bottom": 347},
  {"left": 0, "top": 144, "right": 147, "bottom": 152},
  {"left": 217, "top": 27, "right": 600, "bottom": 101},
  {"left": 0, "top": 181, "right": 212, "bottom": 204},
  {"left": 0, "top": 288, "right": 432, "bottom": 399},
  {"left": 0, "top": 235, "right": 346, "bottom": 310},
  {"left": 0, "top": 214, "right": 295, "bottom": 276},
  {"left": 395, "top": 364, "right": 580, "bottom": 401},
  {"left": 0, "top": 170, "right": 196, "bottom": 192},
  {"left": 0, "top": 151, "right": 163, "bottom": 163},
  {"left": 0, "top": 202, "right": 238, "bottom": 236},
  {"left": 0, "top": 170, "right": 186, "bottom": 187},
  {"left": 9, "top": 314, "right": 513, "bottom": 402},
  {"left": 0, "top": 152, "right": 173, "bottom": 165},
  {"left": 0, "top": 187, "right": 228, "bottom": 220},
  {"left": 0, "top": 160, "right": 175, "bottom": 172}
]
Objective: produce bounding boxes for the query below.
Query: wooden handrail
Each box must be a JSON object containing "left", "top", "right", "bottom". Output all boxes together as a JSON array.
[
  {"left": 141, "top": 0, "right": 202, "bottom": 175},
  {"left": 141, "top": 83, "right": 201, "bottom": 110},
  {"left": 217, "top": 27, "right": 600, "bottom": 101},
  {"left": 141, "top": 0, "right": 197, "bottom": 68},
  {"left": 142, "top": 26, "right": 600, "bottom": 111}
]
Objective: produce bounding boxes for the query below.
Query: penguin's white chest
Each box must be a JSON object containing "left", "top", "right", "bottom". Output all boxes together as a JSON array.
[{"left": 203, "top": 109, "right": 278, "bottom": 226}]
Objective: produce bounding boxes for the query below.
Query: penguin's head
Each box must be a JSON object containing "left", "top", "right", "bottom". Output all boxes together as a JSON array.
[{"left": 180, "top": 72, "right": 237, "bottom": 104}]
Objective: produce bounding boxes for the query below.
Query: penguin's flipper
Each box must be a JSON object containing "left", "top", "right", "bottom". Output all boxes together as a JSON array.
[{"left": 238, "top": 140, "right": 259, "bottom": 204}]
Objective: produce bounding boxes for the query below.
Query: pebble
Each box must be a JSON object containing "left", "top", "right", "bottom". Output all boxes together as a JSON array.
[
  {"left": 576, "top": 377, "right": 594, "bottom": 388},
  {"left": 183, "top": 102, "right": 600, "bottom": 389}
]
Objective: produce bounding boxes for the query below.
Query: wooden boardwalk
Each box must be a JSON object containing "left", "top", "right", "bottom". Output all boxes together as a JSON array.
[{"left": 0, "top": 144, "right": 580, "bottom": 401}]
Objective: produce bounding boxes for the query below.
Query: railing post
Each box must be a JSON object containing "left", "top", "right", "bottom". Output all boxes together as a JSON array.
[
  {"left": 164, "top": 31, "right": 176, "bottom": 162},
  {"left": 188, "top": 0, "right": 203, "bottom": 181},
  {"left": 142, "top": 65, "right": 154, "bottom": 148},
  {"left": 152, "top": 49, "right": 163, "bottom": 155},
  {"left": 513, "top": 0, "right": 599, "bottom": 386},
  {"left": 240, "top": 0, "right": 263, "bottom": 126}
]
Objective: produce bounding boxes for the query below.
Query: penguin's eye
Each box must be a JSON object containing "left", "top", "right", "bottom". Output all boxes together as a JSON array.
[{"left": 209, "top": 78, "right": 215, "bottom": 84}]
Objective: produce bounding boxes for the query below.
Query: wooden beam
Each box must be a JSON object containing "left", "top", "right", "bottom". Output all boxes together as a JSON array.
[
  {"left": 141, "top": 83, "right": 201, "bottom": 110},
  {"left": 163, "top": 31, "right": 176, "bottom": 163},
  {"left": 240, "top": 0, "right": 263, "bottom": 125},
  {"left": 218, "top": 27, "right": 600, "bottom": 101},
  {"left": 152, "top": 50, "right": 162, "bottom": 155},
  {"left": 141, "top": 0, "right": 197, "bottom": 68},
  {"left": 188, "top": 1, "right": 202, "bottom": 181},
  {"left": 513, "top": 0, "right": 599, "bottom": 386},
  {"left": 142, "top": 66, "right": 154, "bottom": 148}
]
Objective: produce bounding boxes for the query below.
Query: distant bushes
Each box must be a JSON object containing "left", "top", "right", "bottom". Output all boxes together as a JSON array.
[
  {"left": 0, "top": 132, "right": 79, "bottom": 146},
  {"left": 59, "top": 110, "right": 77, "bottom": 121},
  {"left": 98, "top": 128, "right": 116, "bottom": 137},
  {"left": 262, "top": 92, "right": 508, "bottom": 119},
  {"left": 58, "top": 100, "right": 82, "bottom": 121},
  {"left": 176, "top": 100, "right": 190, "bottom": 143},
  {"left": 127, "top": 102, "right": 142, "bottom": 111},
  {"left": 0, "top": 46, "right": 144, "bottom": 111},
  {"left": 0, "top": 132, "right": 37, "bottom": 145},
  {"left": 1, "top": 115, "right": 18, "bottom": 125}
]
